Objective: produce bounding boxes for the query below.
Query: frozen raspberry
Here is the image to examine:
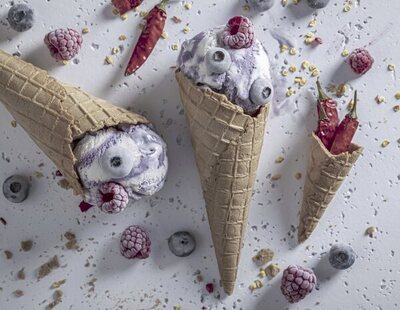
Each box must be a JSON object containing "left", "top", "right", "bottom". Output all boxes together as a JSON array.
[
  {"left": 348, "top": 48, "right": 374, "bottom": 75},
  {"left": 280, "top": 265, "right": 317, "bottom": 303},
  {"left": 222, "top": 16, "right": 254, "bottom": 49},
  {"left": 120, "top": 225, "right": 151, "bottom": 259},
  {"left": 95, "top": 182, "right": 129, "bottom": 214},
  {"left": 44, "top": 28, "right": 83, "bottom": 61},
  {"left": 112, "top": 0, "right": 143, "bottom": 15}
]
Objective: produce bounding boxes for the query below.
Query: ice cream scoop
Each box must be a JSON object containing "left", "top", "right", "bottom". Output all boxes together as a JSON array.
[
  {"left": 74, "top": 124, "right": 168, "bottom": 212},
  {"left": 177, "top": 16, "right": 273, "bottom": 114}
]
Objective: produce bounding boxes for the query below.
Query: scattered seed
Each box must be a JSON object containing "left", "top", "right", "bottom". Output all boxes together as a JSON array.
[
  {"left": 13, "top": 290, "right": 23, "bottom": 298},
  {"left": 381, "top": 140, "right": 390, "bottom": 147},
  {"left": 341, "top": 49, "right": 349, "bottom": 57},
  {"left": 259, "top": 269, "right": 267, "bottom": 278},
  {"left": 308, "top": 18, "right": 317, "bottom": 27},
  {"left": 336, "top": 83, "right": 347, "bottom": 97},
  {"left": 280, "top": 44, "right": 288, "bottom": 53},
  {"left": 16, "top": 268, "right": 25, "bottom": 280},
  {"left": 112, "top": 47, "right": 120, "bottom": 55},
  {"left": 171, "top": 43, "right": 179, "bottom": 51},
  {"left": 286, "top": 88, "right": 295, "bottom": 97},
  {"left": 172, "top": 16, "right": 182, "bottom": 23},
  {"left": 82, "top": 27, "right": 90, "bottom": 34},
  {"left": 366, "top": 226, "right": 377, "bottom": 238},
  {"left": 395, "top": 92, "right": 400, "bottom": 100},
  {"left": 275, "top": 156, "right": 285, "bottom": 164},
  {"left": 120, "top": 14, "right": 128, "bottom": 20},
  {"left": 393, "top": 105, "right": 400, "bottom": 112},
  {"left": 62, "top": 60, "right": 69, "bottom": 66},
  {"left": 343, "top": 4, "right": 352, "bottom": 12},
  {"left": 51, "top": 279, "right": 66, "bottom": 289},
  {"left": 11, "top": 120, "right": 17, "bottom": 128},
  {"left": 309, "top": 64, "right": 317, "bottom": 71},
  {"left": 281, "top": 0, "right": 288, "bottom": 7},
  {"left": 289, "top": 65, "right": 297, "bottom": 73},
  {"left": 118, "top": 35, "right": 128, "bottom": 41},
  {"left": 105, "top": 56, "right": 113, "bottom": 65},
  {"left": 294, "top": 77, "right": 307, "bottom": 86},
  {"left": 271, "top": 174, "right": 282, "bottom": 181},
  {"left": 242, "top": 4, "right": 250, "bottom": 11},
  {"left": 184, "top": 3, "right": 192, "bottom": 10},
  {"left": 253, "top": 248, "right": 274, "bottom": 266},
  {"left": 183, "top": 26, "right": 190, "bottom": 34},
  {"left": 311, "top": 69, "right": 320, "bottom": 77},
  {"left": 388, "top": 64, "right": 395, "bottom": 71},
  {"left": 281, "top": 69, "right": 288, "bottom": 77},
  {"left": 304, "top": 37, "right": 314, "bottom": 45},
  {"left": 161, "top": 31, "right": 169, "bottom": 39},
  {"left": 21, "top": 240, "right": 33, "bottom": 252},
  {"left": 293, "top": 0, "right": 300, "bottom": 4},
  {"left": 295, "top": 172, "right": 302, "bottom": 180},
  {"left": 289, "top": 47, "right": 297, "bottom": 55},
  {"left": 301, "top": 60, "right": 310, "bottom": 69},
  {"left": 375, "top": 95, "right": 385, "bottom": 104}
]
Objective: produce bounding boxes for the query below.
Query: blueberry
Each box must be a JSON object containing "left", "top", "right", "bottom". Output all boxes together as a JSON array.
[
  {"left": 249, "top": 78, "right": 273, "bottom": 106},
  {"left": 7, "top": 4, "right": 34, "bottom": 32},
  {"left": 248, "top": 0, "right": 275, "bottom": 11},
  {"left": 307, "top": 0, "right": 330, "bottom": 9},
  {"left": 205, "top": 48, "right": 231, "bottom": 74},
  {"left": 329, "top": 244, "right": 356, "bottom": 270},
  {"left": 168, "top": 231, "right": 196, "bottom": 257},
  {"left": 101, "top": 145, "right": 136, "bottom": 178},
  {"left": 2, "top": 175, "right": 30, "bottom": 203}
]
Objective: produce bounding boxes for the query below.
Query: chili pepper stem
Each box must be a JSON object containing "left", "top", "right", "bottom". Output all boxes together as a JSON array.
[
  {"left": 317, "top": 99, "right": 328, "bottom": 120},
  {"left": 316, "top": 79, "right": 328, "bottom": 101},
  {"left": 157, "top": 0, "right": 168, "bottom": 11},
  {"left": 349, "top": 90, "right": 358, "bottom": 119}
]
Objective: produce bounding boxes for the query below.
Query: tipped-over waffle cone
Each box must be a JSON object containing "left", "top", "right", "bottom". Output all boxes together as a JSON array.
[
  {"left": 298, "top": 132, "right": 363, "bottom": 243},
  {"left": 175, "top": 71, "right": 268, "bottom": 295},
  {"left": 0, "top": 49, "right": 148, "bottom": 197}
]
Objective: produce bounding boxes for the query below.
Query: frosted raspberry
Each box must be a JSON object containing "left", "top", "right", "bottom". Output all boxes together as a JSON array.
[
  {"left": 44, "top": 28, "right": 83, "bottom": 61},
  {"left": 222, "top": 16, "right": 254, "bottom": 49},
  {"left": 120, "top": 225, "right": 151, "bottom": 259},
  {"left": 280, "top": 265, "right": 317, "bottom": 303},
  {"left": 112, "top": 0, "right": 143, "bottom": 15},
  {"left": 95, "top": 182, "right": 129, "bottom": 214},
  {"left": 348, "top": 48, "right": 374, "bottom": 75}
]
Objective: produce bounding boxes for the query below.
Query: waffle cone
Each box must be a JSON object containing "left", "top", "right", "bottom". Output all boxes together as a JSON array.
[
  {"left": 298, "top": 132, "right": 363, "bottom": 243},
  {"left": 175, "top": 71, "right": 268, "bottom": 295},
  {"left": 0, "top": 49, "right": 148, "bottom": 197}
]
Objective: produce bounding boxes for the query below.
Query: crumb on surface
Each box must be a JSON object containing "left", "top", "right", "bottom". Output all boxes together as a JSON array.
[
  {"left": 13, "top": 290, "right": 23, "bottom": 298},
  {"left": 366, "top": 226, "right": 377, "bottom": 238},
  {"left": 252, "top": 248, "right": 274, "bottom": 266},
  {"left": 16, "top": 268, "right": 25, "bottom": 280},
  {"left": 51, "top": 279, "right": 66, "bottom": 289},
  {"left": 37, "top": 256, "right": 60, "bottom": 280},
  {"left": 4, "top": 250, "right": 13, "bottom": 259},
  {"left": 20, "top": 240, "right": 33, "bottom": 252},
  {"left": 265, "top": 263, "right": 281, "bottom": 278}
]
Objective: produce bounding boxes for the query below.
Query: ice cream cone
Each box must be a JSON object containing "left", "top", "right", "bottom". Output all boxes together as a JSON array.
[
  {"left": 0, "top": 49, "right": 148, "bottom": 197},
  {"left": 175, "top": 70, "right": 268, "bottom": 295},
  {"left": 298, "top": 132, "right": 363, "bottom": 243}
]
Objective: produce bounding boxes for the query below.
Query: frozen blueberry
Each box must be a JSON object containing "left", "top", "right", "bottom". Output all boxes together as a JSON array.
[
  {"left": 248, "top": 0, "right": 275, "bottom": 11},
  {"left": 168, "top": 231, "right": 196, "bottom": 257},
  {"left": 249, "top": 78, "right": 273, "bottom": 106},
  {"left": 101, "top": 145, "right": 136, "bottom": 178},
  {"left": 329, "top": 244, "right": 356, "bottom": 270},
  {"left": 205, "top": 48, "right": 232, "bottom": 74},
  {"left": 307, "top": 0, "right": 330, "bottom": 9},
  {"left": 2, "top": 175, "right": 30, "bottom": 203},
  {"left": 7, "top": 4, "right": 34, "bottom": 32}
]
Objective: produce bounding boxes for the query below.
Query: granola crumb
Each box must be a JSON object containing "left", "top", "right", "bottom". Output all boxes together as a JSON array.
[
  {"left": 21, "top": 240, "right": 33, "bottom": 252},
  {"left": 13, "top": 290, "right": 24, "bottom": 298},
  {"left": 275, "top": 156, "right": 285, "bottom": 164},
  {"left": 265, "top": 263, "right": 281, "bottom": 278},
  {"left": 252, "top": 248, "right": 274, "bottom": 266},
  {"left": 51, "top": 279, "right": 66, "bottom": 289},
  {"left": 11, "top": 120, "right": 17, "bottom": 128},
  {"left": 37, "top": 256, "right": 60, "bottom": 280},
  {"left": 16, "top": 268, "right": 25, "bottom": 280},
  {"left": 46, "top": 290, "right": 63, "bottom": 310},
  {"left": 4, "top": 250, "right": 13, "bottom": 259}
]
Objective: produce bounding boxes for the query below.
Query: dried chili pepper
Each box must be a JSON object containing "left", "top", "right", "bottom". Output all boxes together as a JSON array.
[
  {"left": 330, "top": 91, "right": 359, "bottom": 155},
  {"left": 315, "top": 79, "right": 339, "bottom": 150},
  {"left": 125, "top": 0, "right": 167, "bottom": 76},
  {"left": 112, "top": 0, "right": 144, "bottom": 15}
]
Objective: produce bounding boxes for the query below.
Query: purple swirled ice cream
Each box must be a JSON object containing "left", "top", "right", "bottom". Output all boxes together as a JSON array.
[
  {"left": 73, "top": 124, "right": 168, "bottom": 213},
  {"left": 177, "top": 16, "right": 273, "bottom": 115}
]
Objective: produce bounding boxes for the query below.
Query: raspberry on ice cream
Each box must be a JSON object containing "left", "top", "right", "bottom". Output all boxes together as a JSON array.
[
  {"left": 120, "top": 225, "right": 151, "bottom": 259},
  {"left": 96, "top": 182, "right": 129, "bottom": 214},
  {"left": 44, "top": 28, "right": 83, "bottom": 61},
  {"left": 348, "top": 48, "right": 374, "bottom": 75},
  {"left": 280, "top": 265, "right": 317, "bottom": 303},
  {"left": 222, "top": 16, "right": 254, "bottom": 49}
]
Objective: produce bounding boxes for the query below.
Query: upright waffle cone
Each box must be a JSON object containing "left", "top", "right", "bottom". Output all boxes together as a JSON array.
[
  {"left": 0, "top": 49, "right": 148, "bottom": 197},
  {"left": 298, "top": 132, "right": 363, "bottom": 243},
  {"left": 175, "top": 71, "right": 268, "bottom": 295}
]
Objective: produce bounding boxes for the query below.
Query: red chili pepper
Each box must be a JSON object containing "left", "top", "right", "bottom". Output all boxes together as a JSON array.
[
  {"left": 315, "top": 80, "right": 339, "bottom": 150},
  {"left": 330, "top": 91, "right": 359, "bottom": 155},
  {"left": 125, "top": 0, "right": 167, "bottom": 76},
  {"left": 112, "top": 0, "right": 144, "bottom": 15}
]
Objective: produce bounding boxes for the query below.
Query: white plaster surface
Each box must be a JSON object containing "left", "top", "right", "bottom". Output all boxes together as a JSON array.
[{"left": 0, "top": 0, "right": 400, "bottom": 309}]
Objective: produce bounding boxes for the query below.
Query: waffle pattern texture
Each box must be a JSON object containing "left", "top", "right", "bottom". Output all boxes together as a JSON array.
[
  {"left": 0, "top": 49, "right": 148, "bottom": 197},
  {"left": 298, "top": 132, "right": 363, "bottom": 243},
  {"left": 175, "top": 70, "right": 268, "bottom": 295}
]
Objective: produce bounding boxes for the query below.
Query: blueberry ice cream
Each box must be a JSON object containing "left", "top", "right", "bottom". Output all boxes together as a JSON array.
[
  {"left": 73, "top": 124, "right": 168, "bottom": 213},
  {"left": 177, "top": 16, "right": 273, "bottom": 114}
]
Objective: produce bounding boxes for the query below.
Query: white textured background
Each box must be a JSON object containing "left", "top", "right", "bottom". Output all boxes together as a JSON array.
[{"left": 1, "top": 0, "right": 400, "bottom": 309}]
